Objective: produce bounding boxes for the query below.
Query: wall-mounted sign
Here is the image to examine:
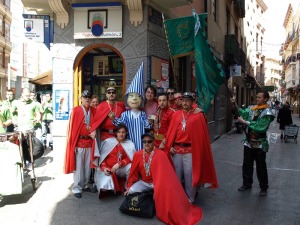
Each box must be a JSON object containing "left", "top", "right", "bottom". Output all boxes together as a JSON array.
[
  {"left": 72, "top": 2, "right": 122, "bottom": 39},
  {"left": 229, "top": 65, "right": 242, "bottom": 77},
  {"left": 23, "top": 14, "right": 52, "bottom": 49}
]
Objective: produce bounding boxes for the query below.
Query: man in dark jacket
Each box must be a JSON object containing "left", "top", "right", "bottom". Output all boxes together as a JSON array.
[{"left": 277, "top": 103, "right": 293, "bottom": 139}]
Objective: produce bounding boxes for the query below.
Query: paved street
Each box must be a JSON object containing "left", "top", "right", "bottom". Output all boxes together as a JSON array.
[{"left": 1, "top": 115, "right": 300, "bottom": 225}]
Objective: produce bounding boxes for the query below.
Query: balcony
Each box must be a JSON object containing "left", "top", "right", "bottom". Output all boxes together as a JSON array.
[
  {"left": 234, "top": 0, "right": 245, "bottom": 18},
  {"left": 225, "top": 34, "right": 240, "bottom": 65},
  {"left": 284, "top": 55, "right": 297, "bottom": 68}
]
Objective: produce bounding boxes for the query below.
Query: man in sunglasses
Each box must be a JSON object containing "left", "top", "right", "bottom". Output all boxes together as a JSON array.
[
  {"left": 166, "top": 87, "right": 175, "bottom": 108},
  {"left": 64, "top": 90, "right": 97, "bottom": 198},
  {"left": 125, "top": 133, "right": 202, "bottom": 224},
  {"left": 90, "top": 87, "right": 125, "bottom": 141},
  {"left": 164, "top": 92, "right": 218, "bottom": 203},
  {"left": 171, "top": 91, "right": 183, "bottom": 111}
]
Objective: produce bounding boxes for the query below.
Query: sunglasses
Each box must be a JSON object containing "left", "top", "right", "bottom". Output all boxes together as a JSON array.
[
  {"left": 107, "top": 91, "right": 116, "bottom": 94},
  {"left": 82, "top": 96, "right": 91, "bottom": 99},
  {"left": 143, "top": 140, "right": 153, "bottom": 144},
  {"left": 167, "top": 92, "right": 174, "bottom": 95}
]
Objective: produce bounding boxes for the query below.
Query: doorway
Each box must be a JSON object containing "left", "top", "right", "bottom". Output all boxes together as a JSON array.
[{"left": 73, "top": 44, "right": 125, "bottom": 106}]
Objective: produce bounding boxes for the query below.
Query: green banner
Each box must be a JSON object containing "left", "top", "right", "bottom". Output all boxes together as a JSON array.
[
  {"left": 193, "top": 14, "right": 225, "bottom": 113},
  {"left": 164, "top": 14, "right": 225, "bottom": 113},
  {"left": 164, "top": 16, "right": 195, "bottom": 58}
]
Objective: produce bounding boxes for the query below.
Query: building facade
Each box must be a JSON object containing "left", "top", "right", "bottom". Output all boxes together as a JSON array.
[
  {"left": 281, "top": 4, "right": 300, "bottom": 115},
  {"left": 19, "top": 0, "right": 266, "bottom": 142},
  {"left": 264, "top": 57, "right": 282, "bottom": 101},
  {"left": 0, "top": 0, "right": 12, "bottom": 97}
]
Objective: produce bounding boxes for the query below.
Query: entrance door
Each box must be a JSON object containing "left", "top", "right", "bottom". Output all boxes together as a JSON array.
[{"left": 77, "top": 45, "right": 124, "bottom": 104}]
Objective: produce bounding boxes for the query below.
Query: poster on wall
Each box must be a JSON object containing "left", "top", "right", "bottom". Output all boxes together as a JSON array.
[
  {"left": 55, "top": 90, "right": 70, "bottom": 120},
  {"left": 151, "top": 56, "right": 169, "bottom": 92}
]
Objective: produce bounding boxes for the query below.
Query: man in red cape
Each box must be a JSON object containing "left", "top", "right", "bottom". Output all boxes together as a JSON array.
[
  {"left": 164, "top": 92, "right": 218, "bottom": 203},
  {"left": 64, "top": 90, "right": 96, "bottom": 198},
  {"left": 153, "top": 93, "right": 174, "bottom": 148},
  {"left": 126, "top": 133, "right": 202, "bottom": 225},
  {"left": 90, "top": 86, "right": 125, "bottom": 163}
]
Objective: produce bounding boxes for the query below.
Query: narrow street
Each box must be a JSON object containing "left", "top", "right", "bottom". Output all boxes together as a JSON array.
[{"left": 1, "top": 115, "right": 300, "bottom": 225}]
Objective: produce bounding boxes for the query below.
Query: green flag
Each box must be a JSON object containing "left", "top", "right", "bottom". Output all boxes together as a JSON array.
[
  {"left": 164, "top": 16, "right": 195, "bottom": 58},
  {"left": 194, "top": 14, "right": 225, "bottom": 113},
  {"left": 164, "top": 14, "right": 225, "bottom": 113}
]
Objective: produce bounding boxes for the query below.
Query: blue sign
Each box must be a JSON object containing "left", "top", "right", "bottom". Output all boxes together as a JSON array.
[{"left": 55, "top": 90, "right": 70, "bottom": 120}]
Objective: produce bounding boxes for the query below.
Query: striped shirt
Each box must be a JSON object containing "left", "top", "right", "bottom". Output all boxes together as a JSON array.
[{"left": 113, "top": 109, "right": 150, "bottom": 150}]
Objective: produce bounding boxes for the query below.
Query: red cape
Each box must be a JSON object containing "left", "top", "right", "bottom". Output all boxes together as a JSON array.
[
  {"left": 164, "top": 110, "right": 218, "bottom": 188},
  {"left": 64, "top": 106, "right": 96, "bottom": 174},
  {"left": 128, "top": 149, "right": 202, "bottom": 225},
  {"left": 90, "top": 101, "right": 125, "bottom": 164}
]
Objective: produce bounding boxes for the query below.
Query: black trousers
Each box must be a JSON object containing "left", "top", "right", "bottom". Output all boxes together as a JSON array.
[{"left": 242, "top": 145, "right": 268, "bottom": 190}]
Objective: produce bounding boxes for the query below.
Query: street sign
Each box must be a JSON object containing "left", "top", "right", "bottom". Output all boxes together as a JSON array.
[{"left": 262, "top": 86, "right": 275, "bottom": 92}]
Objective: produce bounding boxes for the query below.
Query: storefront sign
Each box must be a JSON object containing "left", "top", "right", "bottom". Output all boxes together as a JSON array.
[{"left": 72, "top": 2, "right": 122, "bottom": 39}]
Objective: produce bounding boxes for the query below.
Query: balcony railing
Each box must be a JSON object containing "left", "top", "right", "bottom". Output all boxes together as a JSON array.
[
  {"left": 234, "top": 0, "right": 245, "bottom": 18},
  {"left": 225, "top": 34, "right": 240, "bottom": 64}
]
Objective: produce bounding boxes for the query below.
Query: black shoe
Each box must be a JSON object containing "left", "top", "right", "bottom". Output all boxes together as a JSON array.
[
  {"left": 91, "top": 186, "right": 98, "bottom": 193},
  {"left": 74, "top": 193, "right": 82, "bottom": 198},
  {"left": 260, "top": 189, "right": 267, "bottom": 196},
  {"left": 280, "top": 134, "right": 283, "bottom": 139},
  {"left": 83, "top": 187, "right": 91, "bottom": 192},
  {"left": 238, "top": 185, "right": 252, "bottom": 191}
]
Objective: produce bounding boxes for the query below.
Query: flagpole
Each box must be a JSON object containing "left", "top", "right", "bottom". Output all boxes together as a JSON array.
[{"left": 162, "top": 13, "right": 178, "bottom": 90}]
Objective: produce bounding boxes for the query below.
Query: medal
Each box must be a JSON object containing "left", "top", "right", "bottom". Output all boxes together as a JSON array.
[
  {"left": 81, "top": 105, "right": 91, "bottom": 131},
  {"left": 181, "top": 120, "right": 186, "bottom": 131},
  {"left": 181, "top": 110, "right": 191, "bottom": 131}
]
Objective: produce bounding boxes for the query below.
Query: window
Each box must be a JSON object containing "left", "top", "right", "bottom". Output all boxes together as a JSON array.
[
  {"left": 5, "top": 0, "right": 10, "bottom": 10},
  {"left": 0, "top": 18, "right": 3, "bottom": 36},
  {"left": 5, "top": 22, "right": 10, "bottom": 41},
  {"left": 0, "top": 48, "right": 3, "bottom": 68}
]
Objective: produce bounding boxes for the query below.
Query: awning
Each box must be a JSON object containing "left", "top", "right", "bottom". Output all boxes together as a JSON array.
[{"left": 29, "top": 70, "right": 52, "bottom": 85}]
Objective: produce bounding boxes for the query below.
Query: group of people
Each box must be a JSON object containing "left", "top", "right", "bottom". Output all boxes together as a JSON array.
[
  {"left": 0, "top": 88, "right": 53, "bottom": 164},
  {"left": 64, "top": 82, "right": 218, "bottom": 224}
]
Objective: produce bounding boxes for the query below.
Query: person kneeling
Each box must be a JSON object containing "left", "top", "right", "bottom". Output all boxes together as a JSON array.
[
  {"left": 94, "top": 124, "right": 136, "bottom": 198},
  {"left": 124, "top": 133, "right": 202, "bottom": 225}
]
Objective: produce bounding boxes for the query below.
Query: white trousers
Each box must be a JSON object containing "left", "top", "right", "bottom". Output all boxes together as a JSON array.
[
  {"left": 172, "top": 153, "right": 197, "bottom": 203},
  {"left": 95, "top": 163, "right": 131, "bottom": 193},
  {"left": 72, "top": 147, "right": 91, "bottom": 194},
  {"left": 128, "top": 180, "right": 153, "bottom": 194}
]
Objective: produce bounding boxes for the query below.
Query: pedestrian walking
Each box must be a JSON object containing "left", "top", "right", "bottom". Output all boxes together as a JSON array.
[
  {"left": 236, "top": 90, "right": 275, "bottom": 196},
  {"left": 277, "top": 103, "right": 293, "bottom": 139},
  {"left": 41, "top": 92, "right": 53, "bottom": 149}
]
